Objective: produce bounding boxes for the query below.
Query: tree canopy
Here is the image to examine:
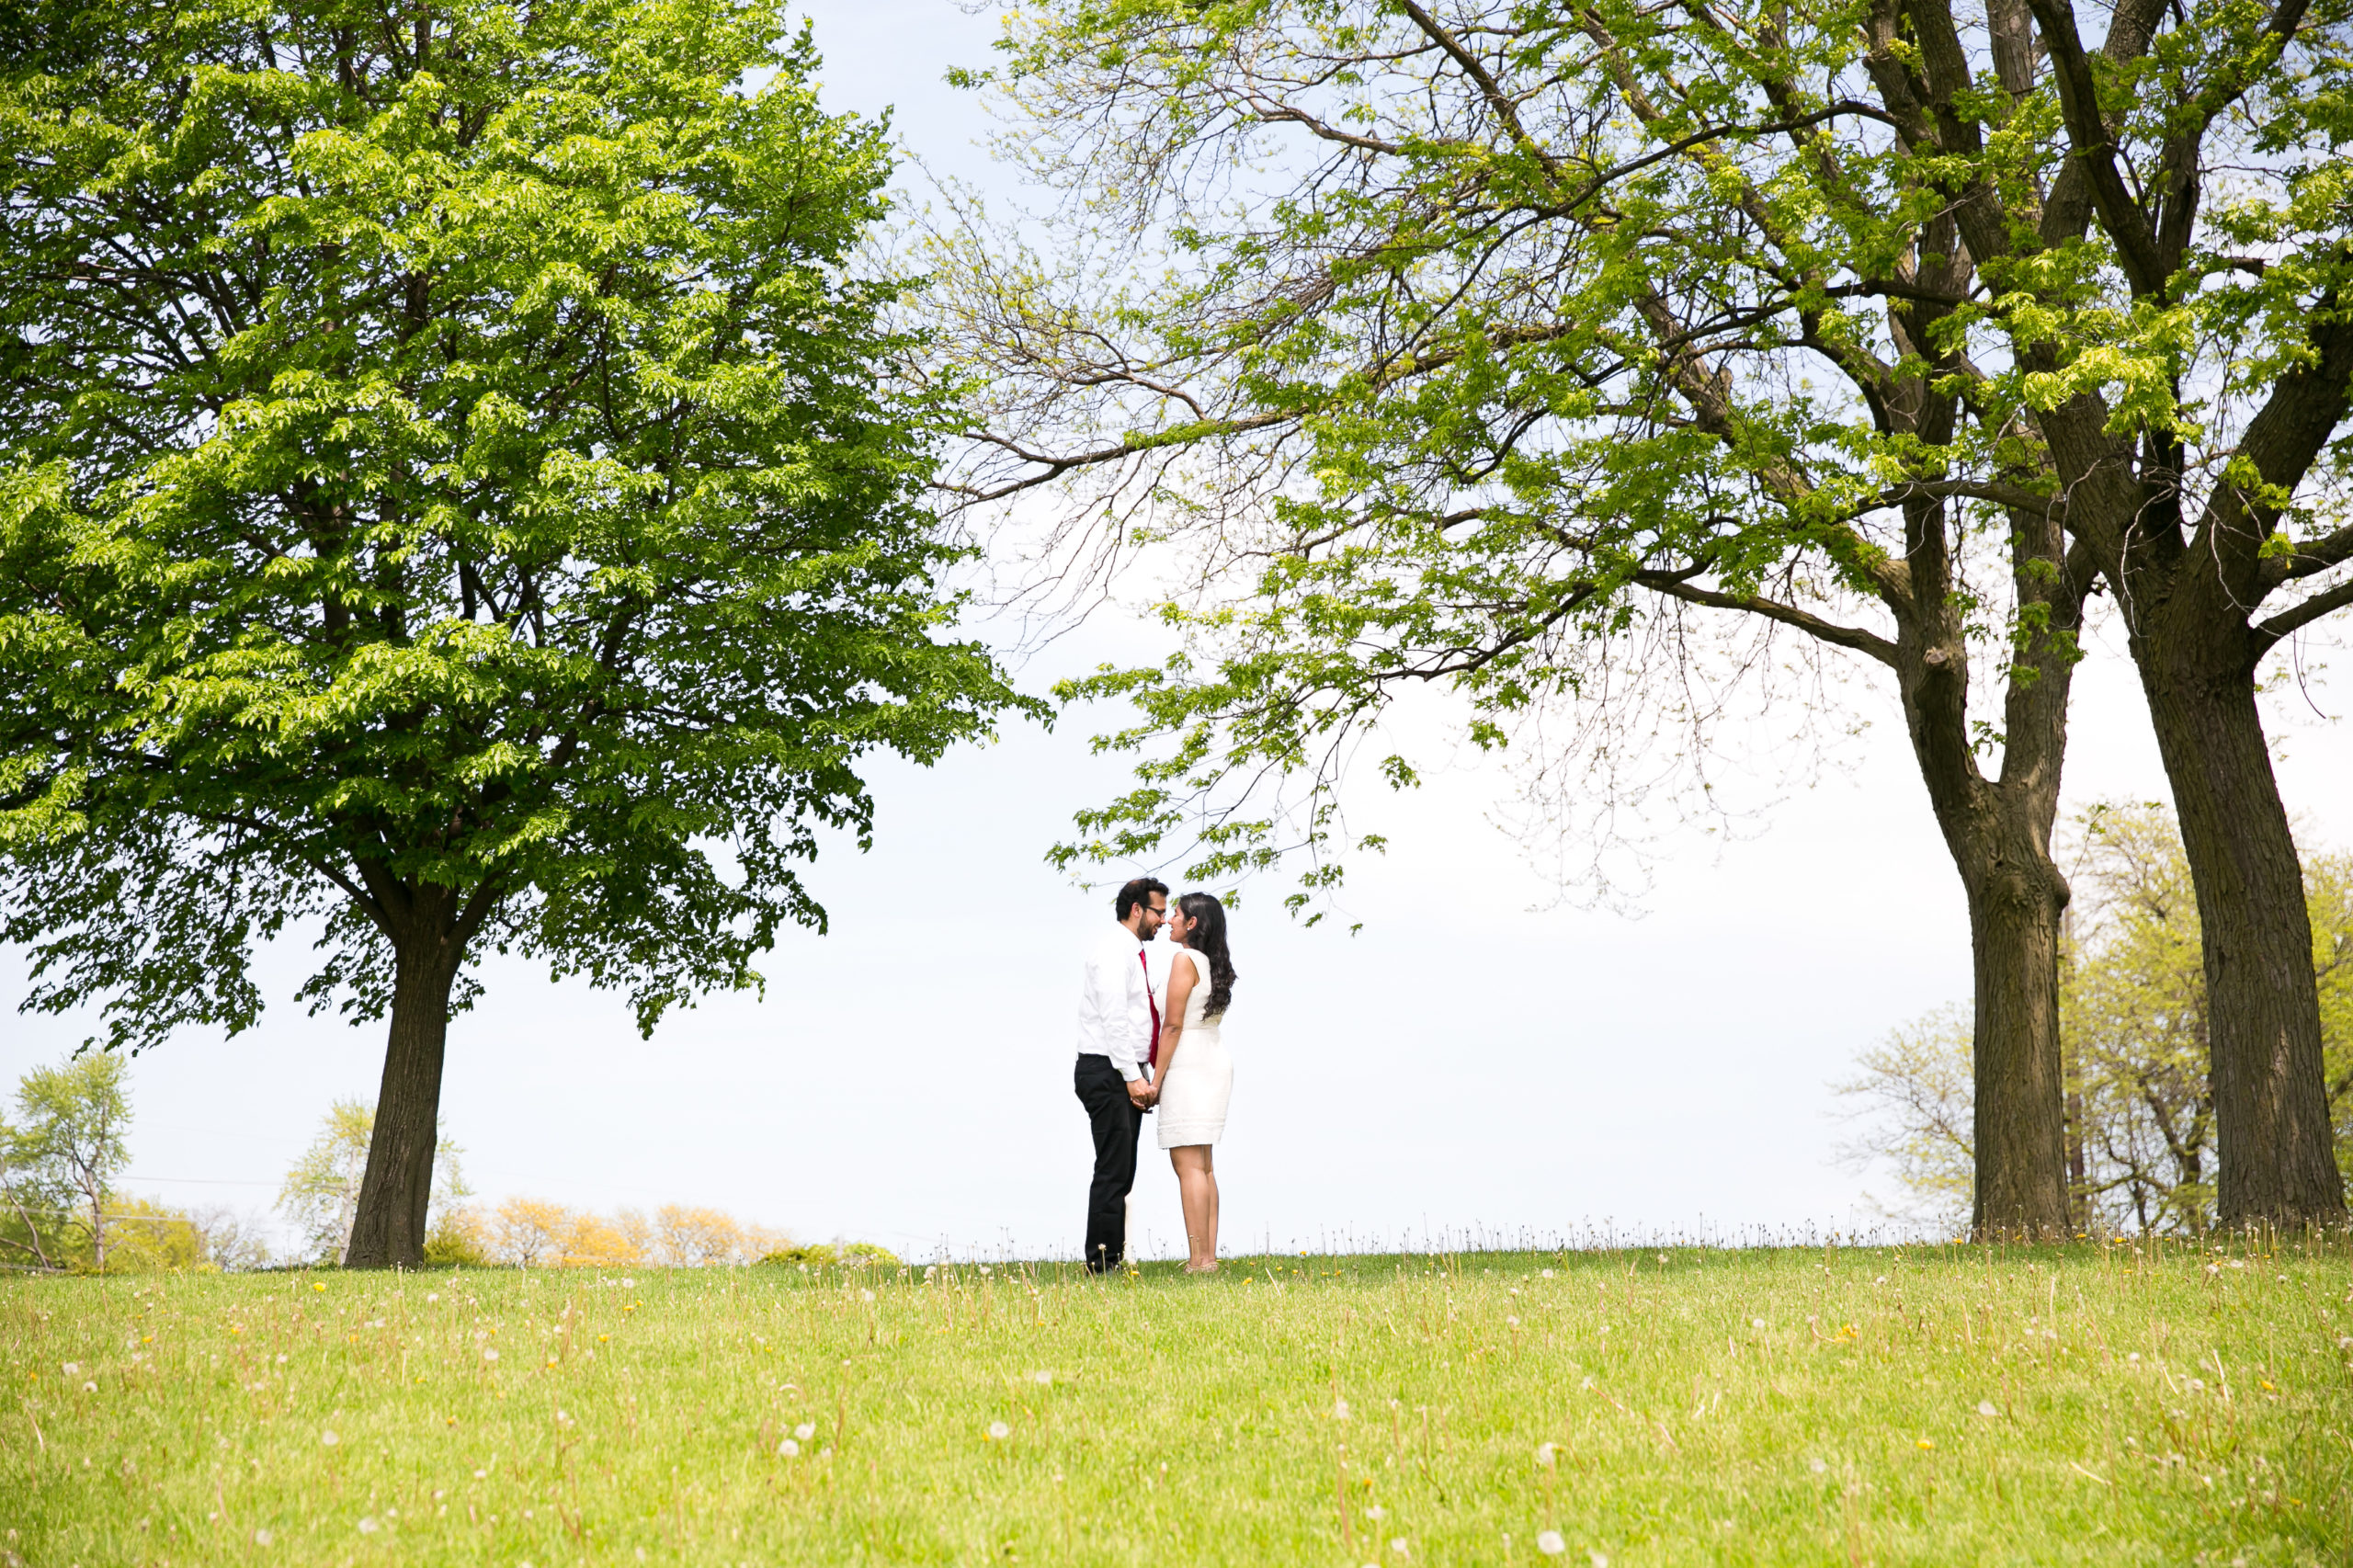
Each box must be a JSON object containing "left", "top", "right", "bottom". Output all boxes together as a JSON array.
[
  {"left": 938, "top": 0, "right": 2353, "bottom": 1223},
  {"left": 0, "top": 0, "right": 1029, "bottom": 1264}
]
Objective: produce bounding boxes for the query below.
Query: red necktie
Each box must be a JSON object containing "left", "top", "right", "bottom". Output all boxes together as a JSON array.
[{"left": 1141, "top": 949, "right": 1161, "bottom": 1069}]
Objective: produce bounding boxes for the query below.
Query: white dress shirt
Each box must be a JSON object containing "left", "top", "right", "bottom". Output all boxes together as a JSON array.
[{"left": 1076, "top": 923, "right": 1157, "bottom": 1081}]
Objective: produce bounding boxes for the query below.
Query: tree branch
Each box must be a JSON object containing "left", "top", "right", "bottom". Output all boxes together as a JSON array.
[{"left": 1630, "top": 573, "right": 1901, "bottom": 665}]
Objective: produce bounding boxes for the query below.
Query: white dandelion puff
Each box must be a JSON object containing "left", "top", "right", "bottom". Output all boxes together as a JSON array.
[
  {"left": 1977, "top": 1402, "right": 1998, "bottom": 1418},
  {"left": 321, "top": 1430, "right": 339, "bottom": 1446},
  {"left": 621, "top": 1278, "right": 636, "bottom": 1289},
  {"left": 1589, "top": 1554, "right": 1610, "bottom": 1568},
  {"left": 356, "top": 1517, "right": 378, "bottom": 1534},
  {"left": 1033, "top": 1370, "right": 1052, "bottom": 1385},
  {"left": 860, "top": 1290, "right": 875, "bottom": 1303},
  {"left": 778, "top": 1438, "right": 801, "bottom": 1458},
  {"left": 1391, "top": 1539, "right": 1409, "bottom": 1555},
  {"left": 1540, "top": 1268, "right": 1554, "bottom": 1278},
  {"left": 795, "top": 1422, "right": 816, "bottom": 1440},
  {"left": 1536, "top": 1442, "right": 1556, "bottom": 1467},
  {"left": 61, "top": 1361, "right": 78, "bottom": 1376},
  {"left": 1535, "top": 1530, "right": 1565, "bottom": 1555},
  {"left": 986, "top": 1421, "right": 1010, "bottom": 1440},
  {"left": 254, "top": 1528, "right": 273, "bottom": 1546},
  {"left": 1334, "top": 1398, "right": 1351, "bottom": 1420},
  {"left": 81, "top": 1381, "right": 97, "bottom": 1393},
  {"left": 1750, "top": 1318, "right": 1767, "bottom": 1330},
  {"left": 1366, "top": 1505, "right": 1386, "bottom": 1520},
  {"left": 1808, "top": 1459, "right": 1827, "bottom": 1474},
  {"left": 482, "top": 1348, "right": 499, "bottom": 1362}
]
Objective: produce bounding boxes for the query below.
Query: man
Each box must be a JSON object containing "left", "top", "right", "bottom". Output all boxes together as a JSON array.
[{"left": 1074, "top": 876, "right": 1167, "bottom": 1272}]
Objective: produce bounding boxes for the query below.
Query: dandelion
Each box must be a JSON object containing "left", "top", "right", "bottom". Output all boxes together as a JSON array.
[
  {"left": 2128, "top": 1352, "right": 2143, "bottom": 1362},
  {"left": 1506, "top": 1315, "right": 1521, "bottom": 1326},
  {"left": 1536, "top": 1530, "right": 1566, "bottom": 1555},
  {"left": 860, "top": 1290, "right": 876, "bottom": 1303},
  {"left": 1536, "top": 1442, "right": 1556, "bottom": 1467},
  {"left": 986, "top": 1421, "right": 1011, "bottom": 1440},
  {"left": 1366, "top": 1505, "right": 1387, "bottom": 1520},
  {"left": 1335, "top": 1398, "right": 1351, "bottom": 1419},
  {"left": 276, "top": 1354, "right": 289, "bottom": 1364},
  {"left": 621, "top": 1278, "right": 636, "bottom": 1289},
  {"left": 474, "top": 1470, "right": 488, "bottom": 1480},
  {"left": 2186, "top": 1378, "right": 2206, "bottom": 1392},
  {"left": 1916, "top": 1438, "right": 1935, "bottom": 1450},
  {"left": 1391, "top": 1538, "right": 1409, "bottom": 1555},
  {"left": 426, "top": 1293, "right": 438, "bottom": 1304},
  {"left": 483, "top": 1348, "right": 499, "bottom": 1362},
  {"left": 1808, "top": 1459, "right": 1827, "bottom": 1474},
  {"left": 1750, "top": 1318, "right": 1766, "bottom": 1330},
  {"left": 1656, "top": 1253, "right": 1668, "bottom": 1264},
  {"left": 554, "top": 1410, "right": 572, "bottom": 1426},
  {"left": 313, "top": 1282, "right": 326, "bottom": 1292},
  {"left": 61, "top": 1361, "right": 77, "bottom": 1376},
  {"left": 255, "top": 1528, "right": 273, "bottom": 1546},
  {"left": 357, "top": 1517, "right": 379, "bottom": 1534},
  {"left": 81, "top": 1381, "right": 97, "bottom": 1393},
  {"left": 1033, "top": 1370, "right": 1052, "bottom": 1385},
  {"left": 778, "top": 1439, "right": 801, "bottom": 1458},
  {"left": 1540, "top": 1268, "right": 1554, "bottom": 1278},
  {"left": 321, "top": 1430, "right": 339, "bottom": 1447},
  {"left": 1590, "top": 1554, "right": 1610, "bottom": 1568},
  {"left": 795, "top": 1422, "right": 816, "bottom": 1441}
]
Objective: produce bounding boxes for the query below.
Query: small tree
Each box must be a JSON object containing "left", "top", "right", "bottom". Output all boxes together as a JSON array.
[
  {"left": 278, "top": 1099, "right": 468, "bottom": 1263},
  {"left": 0, "top": 0, "right": 1027, "bottom": 1267},
  {"left": 0, "top": 1055, "right": 131, "bottom": 1270},
  {"left": 1833, "top": 1006, "right": 1977, "bottom": 1230}
]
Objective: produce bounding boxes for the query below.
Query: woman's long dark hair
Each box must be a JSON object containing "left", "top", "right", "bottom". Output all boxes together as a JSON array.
[{"left": 1177, "top": 892, "right": 1236, "bottom": 1017}]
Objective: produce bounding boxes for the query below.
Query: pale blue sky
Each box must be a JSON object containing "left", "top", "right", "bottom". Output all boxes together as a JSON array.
[{"left": 5, "top": 1, "right": 2348, "bottom": 1262}]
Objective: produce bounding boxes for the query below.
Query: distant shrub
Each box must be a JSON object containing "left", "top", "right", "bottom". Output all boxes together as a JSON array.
[
  {"left": 423, "top": 1207, "right": 493, "bottom": 1268},
  {"left": 758, "top": 1241, "right": 899, "bottom": 1269}
]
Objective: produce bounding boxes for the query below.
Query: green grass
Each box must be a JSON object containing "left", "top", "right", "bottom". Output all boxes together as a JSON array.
[{"left": 8, "top": 1238, "right": 2352, "bottom": 1566}]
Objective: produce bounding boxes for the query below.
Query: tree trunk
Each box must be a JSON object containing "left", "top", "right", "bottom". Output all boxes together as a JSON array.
[
  {"left": 1954, "top": 828, "right": 2073, "bottom": 1236},
  {"left": 344, "top": 928, "right": 462, "bottom": 1268},
  {"left": 2134, "top": 638, "right": 2346, "bottom": 1226}
]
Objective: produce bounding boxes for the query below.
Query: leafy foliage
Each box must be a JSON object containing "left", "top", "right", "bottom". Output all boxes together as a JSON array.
[
  {"left": 0, "top": 1054, "right": 131, "bottom": 1269},
  {"left": 935, "top": 0, "right": 2353, "bottom": 909},
  {"left": 0, "top": 0, "right": 1029, "bottom": 1051}
]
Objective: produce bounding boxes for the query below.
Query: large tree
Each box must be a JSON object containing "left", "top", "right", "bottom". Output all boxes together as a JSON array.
[
  {"left": 0, "top": 0, "right": 1026, "bottom": 1267},
  {"left": 938, "top": 0, "right": 2353, "bottom": 1227}
]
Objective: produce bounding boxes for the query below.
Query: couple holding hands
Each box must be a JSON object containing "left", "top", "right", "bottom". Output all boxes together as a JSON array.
[{"left": 1072, "top": 877, "right": 1238, "bottom": 1274}]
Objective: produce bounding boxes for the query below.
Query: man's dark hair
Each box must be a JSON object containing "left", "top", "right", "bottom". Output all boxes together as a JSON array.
[{"left": 1113, "top": 877, "right": 1169, "bottom": 922}]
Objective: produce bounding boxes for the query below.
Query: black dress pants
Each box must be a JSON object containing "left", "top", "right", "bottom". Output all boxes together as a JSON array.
[{"left": 1074, "top": 1054, "right": 1143, "bottom": 1271}]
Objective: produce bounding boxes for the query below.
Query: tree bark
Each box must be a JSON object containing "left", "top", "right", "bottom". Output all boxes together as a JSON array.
[
  {"left": 344, "top": 915, "right": 464, "bottom": 1268},
  {"left": 2133, "top": 626, "right": 2346, "bottom": 1226},
  {"left": 1950, "top": 817, "right": 2073, "bottom": 1235},
  {"left": 1886, "top": 497, "right": 2079, "bottom": 1239}
]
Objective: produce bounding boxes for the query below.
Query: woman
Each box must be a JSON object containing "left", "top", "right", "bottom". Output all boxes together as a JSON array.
[{"left": 1152, "top": 891, "right": 1237, "bottom": 1273}]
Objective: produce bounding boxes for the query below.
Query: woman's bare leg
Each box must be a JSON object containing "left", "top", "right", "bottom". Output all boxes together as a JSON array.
[{"left": 1170, "top": 1145, "right": 1219, "bottom": 1269}]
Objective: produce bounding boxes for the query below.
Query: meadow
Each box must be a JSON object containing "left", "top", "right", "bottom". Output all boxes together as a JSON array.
[{"left": 7, "top": 1237, "right": 2350, "bottom": 1567}]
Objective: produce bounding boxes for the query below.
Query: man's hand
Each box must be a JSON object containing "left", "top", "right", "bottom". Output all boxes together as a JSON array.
[{"left": 1126, "top": 1076, "right": 1156, "bottom": 1109}]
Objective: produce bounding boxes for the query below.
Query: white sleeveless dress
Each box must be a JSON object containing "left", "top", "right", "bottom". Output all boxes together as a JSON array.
[{"left": 1154, "top": 947, "right": 1233, "bottom": 1148}]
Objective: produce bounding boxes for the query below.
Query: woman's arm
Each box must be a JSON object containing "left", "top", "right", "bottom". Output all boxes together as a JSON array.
[{"left": 1154, "top": 952, "right": 1197, "bottom": 1091}]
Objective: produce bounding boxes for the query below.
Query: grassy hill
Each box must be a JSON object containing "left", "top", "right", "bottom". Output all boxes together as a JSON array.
[{"left": 10, "top": 1237, "right": 2348, "bottom": 1564}]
